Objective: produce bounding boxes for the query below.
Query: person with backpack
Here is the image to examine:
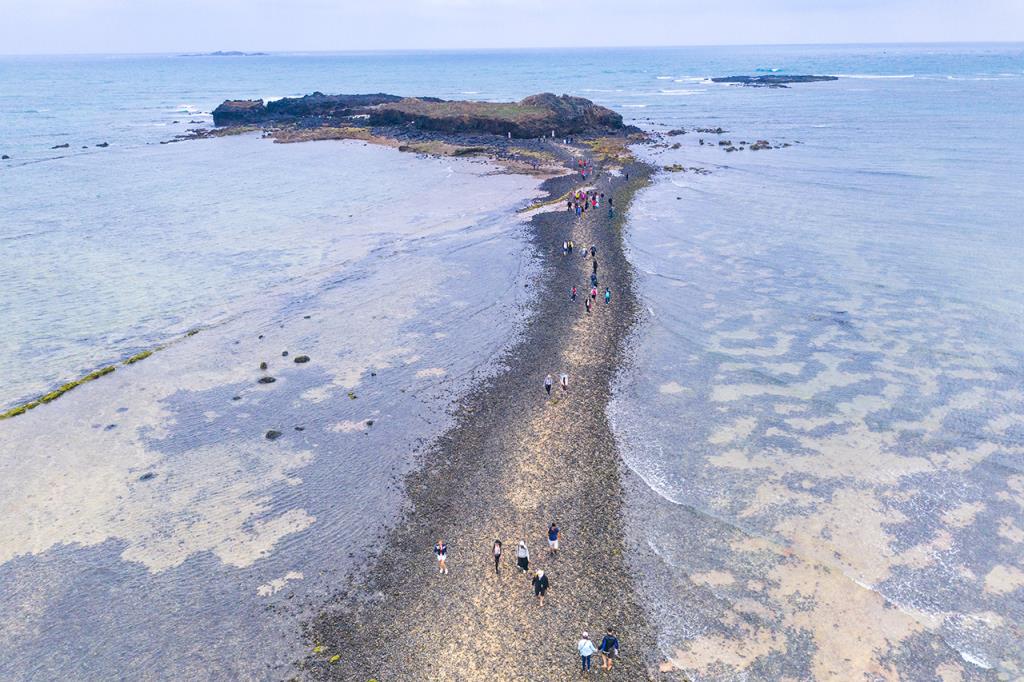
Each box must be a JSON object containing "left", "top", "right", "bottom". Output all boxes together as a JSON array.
[
  {"left": 604, "top": 287, "right": 611, "bottom": 305},
  {"left": 492, "top": 539, "right": 502, "bottom": 574},
  {"left": 598, "top": 629, "right": 620, "bottom": 670},
  {"left": 544, "top": 373, "right": 553, "bottom": 396}
]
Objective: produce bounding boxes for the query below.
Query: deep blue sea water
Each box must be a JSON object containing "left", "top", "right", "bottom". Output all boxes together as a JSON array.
[{"left": 1, "top": 44, "right": 1022, "bottom": 680}]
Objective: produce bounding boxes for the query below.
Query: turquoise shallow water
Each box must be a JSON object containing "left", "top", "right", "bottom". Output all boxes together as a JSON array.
[{"left": 1, "top": 44, "right": 1023, "bottom": 679}]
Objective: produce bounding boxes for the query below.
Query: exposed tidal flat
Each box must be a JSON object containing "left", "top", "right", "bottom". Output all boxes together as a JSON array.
[{"left": 0, "top": 134, "right": 546, "bottom": 679}]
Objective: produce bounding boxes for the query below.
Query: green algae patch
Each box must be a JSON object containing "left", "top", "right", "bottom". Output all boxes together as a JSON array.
[
  {"left": 124, "top": 349, "right": 154, "bottom": 365},
  {"left": 0, "top": 365, "right": 116, "bottom": 420}
]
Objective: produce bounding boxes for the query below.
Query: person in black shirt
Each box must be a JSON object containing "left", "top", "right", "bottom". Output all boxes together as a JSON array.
[
  {"left": 532, "top": 569, "right": 549, "bottom": 606},
  {"left": 598, "top": 629, "right": 619, "bottom": 670}
]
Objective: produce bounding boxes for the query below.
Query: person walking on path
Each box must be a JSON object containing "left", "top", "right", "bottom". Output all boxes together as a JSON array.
[
  {"left": 560, "top": 373, "right": 569, "bottom": 392},
  {"left": 563, "top": 241, "right": 568, "bottom": 256},
  {"left": 548, "top": 522, "right": 560, "bottom": 554},
  {"left": 492, "top": 539, "right": 502, "bottom": 574},
  {"left": 434, "top": 539, "right": 448, "bottom": 575},
  {"left": 532, "top": 569, "right": 549, "bottom": 606},
  {"left": 578, "top": 633, "right": 598, "bottom": 673},
  {"left": 544, "top": 373, "right": 553, "bottom": 396},
  {"left": 590, "top": 286, "right": 598, "bottom": 301},
  {"left": 598, "top": 629, "right": 620, "bottom": 670},
  {"left": 585, "top": 298, "right": 592, "bottom": 314},
  {"left": 590, "top": 245, "right": 597, "bottom": 257},
  {"left": 516, "top": 539, "right": 530, "bottom": 573},
  {"left": 592, "top": 259, "right": 598, "bottom": 275},
  {"left": 571, "top": 285, "right": 577, "bottom": 302},
  {"left": 604, "top": 287, "right": 611, "bottom": 305},
  {"left": 591, "top": 273, "right": 598, "bottom": 288}
]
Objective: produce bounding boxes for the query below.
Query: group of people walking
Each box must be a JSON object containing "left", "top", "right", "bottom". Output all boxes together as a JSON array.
[{"left": 567, "top": 187, "right": 606, "bottom": 217}]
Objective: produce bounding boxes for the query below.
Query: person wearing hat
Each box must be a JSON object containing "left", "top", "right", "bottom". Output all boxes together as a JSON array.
[{"left": 577, "top": 632, "right": 597, "bottom": 672}]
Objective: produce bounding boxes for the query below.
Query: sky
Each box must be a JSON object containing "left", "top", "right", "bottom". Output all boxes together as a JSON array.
[{"left": 1, "top": 0, "right": 1023, "bottom": 55}]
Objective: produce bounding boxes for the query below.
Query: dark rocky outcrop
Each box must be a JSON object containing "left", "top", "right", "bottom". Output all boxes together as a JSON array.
[
  {"left": 257, "top": 376, "right": 276, "bottom": 384},
  {"left": 712, "top": 75, "right": 838, "bottom": 87},
  {"left": 52, "top": 143, "right": 70, "bottom": 149},
  {"left": 294, "top": 355, "right": 310, "bottom": 363},
  {"left": 265, "top": 430, "right": 282, "bottom": 440},
  {"left": 212, "top": 91, "right": 626, "bottom": 139},
  {"left": 368, "top": 93, "right": 623, "bottom": 138},
  {"left": 2, "top": 155, "right": 10, "bottom": 160},
  {"left": 212, "top": 92, "right": 402, "bottom": 126}
]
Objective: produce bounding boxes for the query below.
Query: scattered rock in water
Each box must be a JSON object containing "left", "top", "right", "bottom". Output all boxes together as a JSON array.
[
  {"left": 750, "top": 140, "right": 771, "bottom": 151},
  {"left": 258, "top": 334, "right": 264, "bottom": 339},
  {"left": 259, "top": 361, "right": 268, "bottom": 370},
  {"left": 258, "top": 376, "right": 276, "bottom": 384},
  {"left": 303, "top": 315, "right": 311, "bottom": 319},
  {"left": 265, "top": 430, "right": 283, "bottom": 440},
  {"left": 294, "top": 426, "right": 305, "bottom": 431},
  {"left": 139, "top": 472, "right": 156, "bottom": 481},
  {"left": 670, "top": 142, "right": 681, "bottom": 149},
  {"left": 96, "top": 142, "right": 109, "bottom": 148},
  {"left": 116, "top": 406, "right": 128, "bottom": 413},
  {"left": 294, "top": 355, "right": 310, "bottom": 363},
  {"left": 1, "top": 155, "right": 9, "bottom": 160},
  {"left": 370, "top": 372, "right": 377, "bottom": 377},
  {"left": 366, "top": 420, "right": 374, "bottom": 427},
  {"left": 697, "top": 127, "right": 726, "bottom": 134},
  {"left": 718, "top": 140, "right": 733, "bottom": 146},
  {"left": 725, "top": 146, "right": 738, "bottom": 152},
  {"left": 105, "top": 423, "right": 117, "bottom": 430},
  {"left": 282, "top": 350, "right": 289, "bottom": 357},
  {"left": 232, "top": 396, "right": 241, "bottom": 401},
  {"left": 347, "top": 391, "right": 357, "bottom": 400},
  {"left": 52, "top": 143, "right": 70, "bottom": 149},
  {"left": 666, "top": 128, "right": 686, "bottom": 136}
]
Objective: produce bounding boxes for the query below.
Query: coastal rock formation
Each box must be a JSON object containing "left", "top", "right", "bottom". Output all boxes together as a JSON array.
[
  {"left": 369, "top": 93, "right": 624, "bottom": 138},
  {"left": 212, "top": 92, "right": 402, "bottom": 126},
  {"left": 212, "top": 91, "right": 626, "bottom": 138},
  {"left": 712, "top": 74, "right": 839, "bottom": 87}
]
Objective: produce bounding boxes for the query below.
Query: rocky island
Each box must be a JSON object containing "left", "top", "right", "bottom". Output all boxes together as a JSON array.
[
  {"left": 711, "top": 74, "right": 839, "bottom": 87},
  {"left": 212, "top": 91, "right": 630, "bottom": 138}
]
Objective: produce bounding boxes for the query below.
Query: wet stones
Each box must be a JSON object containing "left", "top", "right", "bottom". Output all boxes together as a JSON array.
[
  {"left": 259, "top": 361, "right": 268, "bottom": 370},
  {"left": 96, "top": 142, "right": 109, "bottom": 148},
  {"left": 139, "top": 472, "right": 157, "bottom": 481},
  {"left": 294, "top": 355, "right": 310, "bottom": 363},
  {"left": 52, "top": 143, "right": 70, "bottom": 149},
  {"left": 666, "top": 128, "right": 686, "bottom": 136},
  {"left": 282, "top": 351, "right": 289, "bottom": 357},
  {"left": 258, "top": 376, "right": 276, "bottom": 384},
  {"left": 265, "top": 430, "right": 283, "bottom": 440}
]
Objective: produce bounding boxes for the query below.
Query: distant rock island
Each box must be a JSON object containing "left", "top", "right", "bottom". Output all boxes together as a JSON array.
[
  {"left": 212, "top": 92, "right": 627, "bottom": 138},
  {"left": 180, "top": 51, "right": 268, "bottom": 57},
  {"left": 711, "top": 74, "right": 839, "bottom": 87}
]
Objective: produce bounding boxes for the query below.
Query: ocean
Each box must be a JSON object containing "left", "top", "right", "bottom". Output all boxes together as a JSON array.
[{"left": 1, "top": 44, "right": 1022, "bottom": 679}]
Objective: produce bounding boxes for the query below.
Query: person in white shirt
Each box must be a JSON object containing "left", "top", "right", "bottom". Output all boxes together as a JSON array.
[{"left": 577, "top": 632, "right": 597, "bottom": 672}]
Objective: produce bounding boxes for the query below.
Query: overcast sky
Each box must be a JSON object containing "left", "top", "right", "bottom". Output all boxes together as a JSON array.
[{"left": 2, "top": 0, "right": 1022, "bottom": 55}]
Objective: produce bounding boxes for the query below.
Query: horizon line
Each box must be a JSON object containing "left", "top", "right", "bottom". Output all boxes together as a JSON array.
[{"left": 2, "top": 39, "right": 1023, "bottom": 59}]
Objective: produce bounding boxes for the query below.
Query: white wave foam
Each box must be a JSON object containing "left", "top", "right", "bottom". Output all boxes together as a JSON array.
[
  {"left": 658, "top": 89, "right": 704, "bottom": 96},
  {"left": 834, "top": 74, "right": 915, "bottom": 79},
  {"left": 656, "top": 76, "right": 673, "bottom": 80}
]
